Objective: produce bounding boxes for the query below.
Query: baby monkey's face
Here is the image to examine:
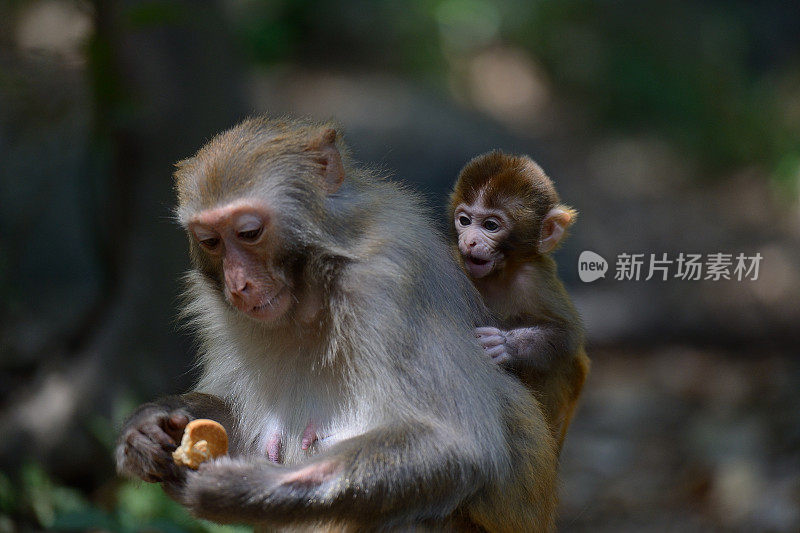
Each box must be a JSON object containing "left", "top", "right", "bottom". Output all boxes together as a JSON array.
[{"left": 453, "top": 200, "right": 511, "bottom": 279}]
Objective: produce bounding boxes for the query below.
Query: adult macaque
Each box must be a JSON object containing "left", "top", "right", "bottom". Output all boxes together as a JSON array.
[
  {"left": 449, "top": 151, "right": 590, "bottom": 451},
  {"left": 116, "top": 118, "right": 557, "bottom": 531}
]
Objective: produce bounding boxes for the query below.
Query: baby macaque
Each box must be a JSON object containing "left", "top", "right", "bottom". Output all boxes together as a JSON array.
[{"left": 448, "top": 151, "right": 590, "bottom": 451}]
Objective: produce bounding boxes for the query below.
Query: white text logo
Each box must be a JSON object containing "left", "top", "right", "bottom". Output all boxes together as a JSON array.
[{"left": 578, "top": 251, "right": 608, "bottom": 282}]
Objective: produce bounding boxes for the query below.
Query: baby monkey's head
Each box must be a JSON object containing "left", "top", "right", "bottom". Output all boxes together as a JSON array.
[{"left": 448, "top": 151, "right": 576, "bottom": 279}]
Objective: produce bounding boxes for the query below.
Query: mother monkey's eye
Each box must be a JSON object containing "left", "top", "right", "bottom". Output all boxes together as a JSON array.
[
  {"left": 199, "top": 237, "right": 220, "bottom": 249},
  {"left": 238, "top": 228, "right": 262, "bottom": 241}
]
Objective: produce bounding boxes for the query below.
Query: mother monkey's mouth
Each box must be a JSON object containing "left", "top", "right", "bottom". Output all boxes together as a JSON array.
[{"left": 247, "top": 284, "right": 291, "bottom": 320}]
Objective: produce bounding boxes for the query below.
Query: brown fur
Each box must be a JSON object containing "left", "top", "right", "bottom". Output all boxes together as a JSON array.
[
  {"left": 450, "top": 151, "right": 565, "bottom": 260},
  {"left": 117, "top": 120, "right": 558, "bottom": 531},
  {"left": 448, "top": 151, "right": 589, "bottom": 452}
]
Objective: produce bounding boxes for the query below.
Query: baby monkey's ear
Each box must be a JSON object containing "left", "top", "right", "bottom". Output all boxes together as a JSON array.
[
  {"left": 538, "top": 205, "right": 577, "bottom": 254},
  {"left": 307, "top": 128, "right": 344, "bottom": 194}
]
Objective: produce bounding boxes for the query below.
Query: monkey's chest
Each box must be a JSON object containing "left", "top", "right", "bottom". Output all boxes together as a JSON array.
[
  {"left": 482, "top": 272, "right": 545, "bottom": 320},
  {"left": 246, "top": 387, "right": 362, "bottom": 465},
  {"left": 217, "top": 345, "right": 367, "bottom": 464},
  {"left": 485, "top": 293, "right": 543, "bottom": 324},
  {"left": 253, "top": 416, "right": 340, "bottom": 464}
]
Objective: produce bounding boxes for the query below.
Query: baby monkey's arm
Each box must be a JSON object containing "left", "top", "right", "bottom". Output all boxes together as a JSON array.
[{"left": 476, "top": 325, "right": 569, "bottom": 370}]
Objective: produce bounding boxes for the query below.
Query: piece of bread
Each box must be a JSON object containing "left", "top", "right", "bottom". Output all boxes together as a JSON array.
[{"left": 172, "top": 419, "right": 228, "bottom": 469}]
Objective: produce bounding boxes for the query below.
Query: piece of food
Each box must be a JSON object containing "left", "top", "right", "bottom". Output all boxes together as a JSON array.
[{"left": 172, "top": 419, "right": 228, "bottom": 469}]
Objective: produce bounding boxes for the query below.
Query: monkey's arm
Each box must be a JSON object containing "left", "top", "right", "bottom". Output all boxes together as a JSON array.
[
  {"left": 115, "top": 393, "right": 235, "bottom": 483},
  {"left": 476, "top": 325, "right": 573, "bottom": 369},
  {"left": 172, "top": 422, "right": 486, "bottom": 527}
]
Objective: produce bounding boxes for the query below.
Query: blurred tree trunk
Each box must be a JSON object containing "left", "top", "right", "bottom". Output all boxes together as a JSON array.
[{"left": 0, "top": 0, "right": 246, "bottom": 488}]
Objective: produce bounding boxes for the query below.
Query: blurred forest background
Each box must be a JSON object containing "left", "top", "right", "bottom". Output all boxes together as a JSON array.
[{"left": 1, "top": 0, "right": 799, "bottom": 531}]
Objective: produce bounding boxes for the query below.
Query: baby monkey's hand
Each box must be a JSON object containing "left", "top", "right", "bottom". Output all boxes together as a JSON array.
[{"left": 475, "top": 327, "right": 513, "bottom": 364}]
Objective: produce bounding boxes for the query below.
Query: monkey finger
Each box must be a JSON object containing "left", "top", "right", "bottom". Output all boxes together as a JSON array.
[
  {"left": 484, "top": 345, "right": 506, "bottom": 359},
  {"left": 121, "top": 436, "right": 172, "bottom": 481},
  {"left": 165, "top": 412, "right": 190, "bottom": 441},
  {"left": 479, "top": 335, "right": 505, "bottom": 348},
  {"left": 475, "top": 327, "right": 502, "bottom": 338},
  {"left": 492, "top": 352, "right": 510, "bottom": 364},
  {"left": 167, "top": 412, "right": 190, "bottom": 430},
  {"left": 125, "top": 429, "right": 156, "bottom": 450},
  {"left": 125, "top": 434, "right": 171, "bottom": 467},
  {"left": 140, "top": 422, "right": 177, "bottom": 448}
]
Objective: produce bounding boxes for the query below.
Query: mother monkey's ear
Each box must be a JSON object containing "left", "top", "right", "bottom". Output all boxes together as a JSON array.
[{"left": 307, "top": 128, "right": 344, "bottom": 194}]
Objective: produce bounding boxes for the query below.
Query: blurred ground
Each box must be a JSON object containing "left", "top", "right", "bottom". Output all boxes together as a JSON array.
[{"left": 559, "top": 347, "right": 800, "bottom": 532}]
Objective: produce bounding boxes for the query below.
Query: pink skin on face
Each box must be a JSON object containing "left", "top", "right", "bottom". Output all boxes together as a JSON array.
[
  {"left": 188, "top": 201, "right": 292, "bottom": 324},
  {"left": 453, "top": 201, "right": 510, "bottom": 279}
]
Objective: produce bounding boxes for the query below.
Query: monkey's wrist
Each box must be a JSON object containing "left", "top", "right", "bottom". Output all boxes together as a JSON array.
[{"left": 503, "top": 331, "right": 520, "bottom": 360}]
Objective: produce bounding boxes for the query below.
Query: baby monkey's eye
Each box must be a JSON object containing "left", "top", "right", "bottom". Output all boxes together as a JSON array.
[
  {"left": 459, "top": 216, "right": 471, "bottom": 226},
  {"left": 238, "top": 228, "right": 262, "bottom": 241},
  {"left": 483, "top": 219, "right": 500, "bottom": 231}
]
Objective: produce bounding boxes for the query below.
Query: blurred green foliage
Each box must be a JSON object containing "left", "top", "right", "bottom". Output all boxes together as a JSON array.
[
  {"left": 0, "top": 395, "right": 244, "bottom": 532},
  {"left": 125, "top": 1, "right": 187, "bottom": 28},
  {"left": 224, "top": 0, "right": 799, "bottom": 190},
  {"left": 0, "top": 464, "right": 249, "bottom": 532},
  {"left": 510, "top": 1, "right": 799, "bottom": 183}
]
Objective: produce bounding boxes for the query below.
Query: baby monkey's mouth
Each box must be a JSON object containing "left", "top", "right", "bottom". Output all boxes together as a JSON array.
[
  {"left": 467, "top": 257, "right": 490, "bottom": 266},
  {"left": 463, "top": 254, "right": 496, "bottom": 279}
]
